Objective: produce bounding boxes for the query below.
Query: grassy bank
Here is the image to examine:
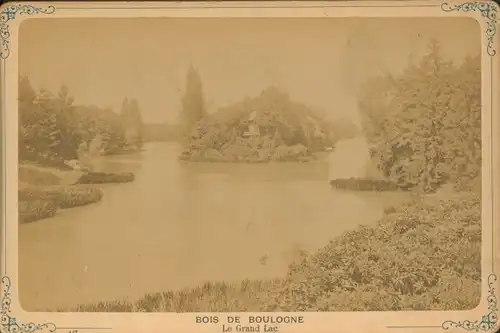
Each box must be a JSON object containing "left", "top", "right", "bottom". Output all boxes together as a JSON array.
[
  {"left": 63, "top": 191, "right": 480, "bottom": 312},
  {"left": 19, "top": 186, "right": 104, "bottom": 223},
  {"left": 18, "top": 164, "right": 105, "bottom": 223},
  {"left": 71, "top": 279, "right": 285, "bottom": 312},
  {"left": 18, "top": 162, "right": 139, "bottom": 223},
  {"left": 18, "top": 163, "right": 82, "bottom": 187}
]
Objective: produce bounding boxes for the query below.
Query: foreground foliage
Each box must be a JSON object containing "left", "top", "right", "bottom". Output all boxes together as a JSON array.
[{"left": 264, "top": 192, "right": 481, "bottom": 311}]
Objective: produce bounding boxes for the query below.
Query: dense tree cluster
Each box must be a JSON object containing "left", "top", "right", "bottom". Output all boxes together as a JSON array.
[
  {"left": 18, "top": 76, "right": 144, "bottom": 167},
  {"left": 180, "top": 86, "right": 345, "bottom": 162},
  {"left": 358, "top": 41, "right": 481, "bottom": 193}
]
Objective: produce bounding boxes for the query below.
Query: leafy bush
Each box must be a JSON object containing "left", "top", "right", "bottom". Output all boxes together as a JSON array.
[
  {"left": 75, "top": 172, "right": 135, "bottom": 184},
  {"left": 56, "top": 187, "right": 103, "bottom": 208}
]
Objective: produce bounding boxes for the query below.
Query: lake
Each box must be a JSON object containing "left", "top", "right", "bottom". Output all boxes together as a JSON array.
[{"left": 18, "top": 142, "right": 410, "bottom": 311}]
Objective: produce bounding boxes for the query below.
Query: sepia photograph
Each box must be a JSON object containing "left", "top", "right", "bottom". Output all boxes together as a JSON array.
[{"left": 2, "top": 3, "right": 493, "bottom": 328}]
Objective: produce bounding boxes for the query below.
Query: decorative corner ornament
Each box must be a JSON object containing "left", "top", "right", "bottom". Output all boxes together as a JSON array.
[
  {"left": 441, "top": 274, "right": 498, "bottom": 332},
  {"left": 0, "top": 4, "right": 56, "bottom": 60},
  {"left": 441, "top": 1, "right": 498, "bottom": 56},
  {"left": 1, "top": 276, "right": 57, "bottom": 333}
]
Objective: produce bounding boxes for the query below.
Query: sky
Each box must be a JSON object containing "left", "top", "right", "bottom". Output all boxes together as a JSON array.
[{"left": 19, "top": 17, "right": 480, "bottom": 124}]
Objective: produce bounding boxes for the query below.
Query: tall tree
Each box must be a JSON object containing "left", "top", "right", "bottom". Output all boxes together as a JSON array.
[
  {"left": 120, "top": 98, "right": 130, "bottom": 121},
  {"left": 121, "top": 97, "right": 144, "bottom": 149},
  {"left": 128, "top": 98, "right": 144, "bottom": 148},
  {"left": 19, "top": 76, "right": 36, "bottom": 104},
  {"left": 180, "top": 65, "right": 206, "bottom": 142},
  {"left": 52, "top": 85, "right": 77, "bottom": 159},
  {"left": 120, "top": 97, "right": 132, "bottom": 146},
  {"left": 28, "top": 86, "right": 76, "bottom": 160},
  {"left": 18, "top": 76, "right": 38, "bottom": 160}
]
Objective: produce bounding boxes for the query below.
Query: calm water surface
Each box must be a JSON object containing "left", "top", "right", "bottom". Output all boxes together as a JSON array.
[{"left": 19, "top": 142, "right": 409, "bottom": 311}]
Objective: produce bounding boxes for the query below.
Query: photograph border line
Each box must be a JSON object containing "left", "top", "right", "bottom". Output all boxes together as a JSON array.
[
  {"left": 2, "top": 46, "right": 5, "bottom": 276},
  {"left": 492, "top": 54, "right": 496, "bottom": 275},
  {"left": 48, "top": 3, "right": 442, "bottom": 9},
  {"left": 0, "top": 2, "right": 498, "bottom": 333}
]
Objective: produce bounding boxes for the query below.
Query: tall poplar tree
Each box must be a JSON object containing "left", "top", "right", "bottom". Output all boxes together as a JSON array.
[{"left": 180, "top": 65, "right": 206, "bottom": 142}]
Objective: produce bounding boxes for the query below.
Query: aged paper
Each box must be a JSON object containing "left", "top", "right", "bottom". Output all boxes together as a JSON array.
[{"left": 1, "top": 1, "right": 499, "bottom": 333}]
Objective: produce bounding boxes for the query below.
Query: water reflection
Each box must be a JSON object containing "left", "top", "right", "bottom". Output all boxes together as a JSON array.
[{"left": 19, "top": 142, "right": 409, "bottom": 311}]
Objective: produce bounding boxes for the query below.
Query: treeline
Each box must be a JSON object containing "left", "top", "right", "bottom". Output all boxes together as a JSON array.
[
  {"left": 18, "top": 76, "right": 145, "bottom": 168},
  {"left": 358, "top": 41, "right": 481, "bottom": 193}
]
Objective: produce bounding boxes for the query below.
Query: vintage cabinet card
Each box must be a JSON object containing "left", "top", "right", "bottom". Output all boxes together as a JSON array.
[{"left": 1, "top": 1, "right": 499, "bottom": 333}]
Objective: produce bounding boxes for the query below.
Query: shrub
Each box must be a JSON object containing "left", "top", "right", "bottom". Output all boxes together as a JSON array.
[
  {"left": 57, "top": 187, "right": 103, "bottom": 208},
  {"left": 76, "top": 172, "right": 135, "bottom": 184},
  {"left": 19, "top": 199, "right": 58, "bottom": 223}
]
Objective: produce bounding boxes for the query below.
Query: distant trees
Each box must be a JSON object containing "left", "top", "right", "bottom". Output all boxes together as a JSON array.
[
  {"left": 358, "top": 41, "right": 481, "bottom": 193},
  {"left": 180, "top": 65, "right": 207, "bottom": 142},
  {"left": 120, "top": 98, "right": 144, "bottom": 149},
  {"left": 18, "top": 76, "right": 144, "bottom": 167}
]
